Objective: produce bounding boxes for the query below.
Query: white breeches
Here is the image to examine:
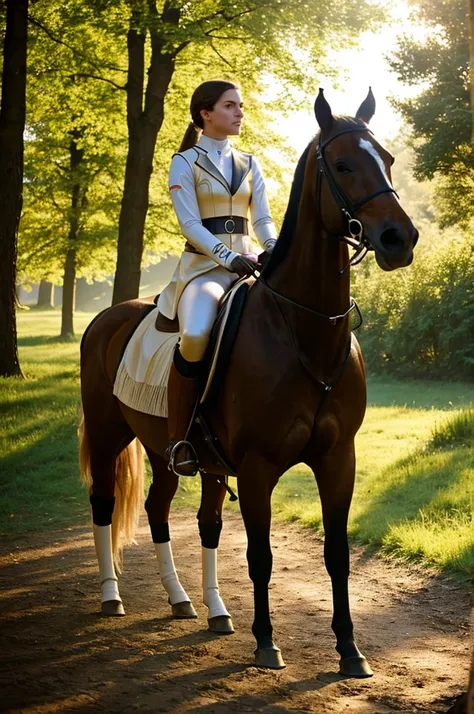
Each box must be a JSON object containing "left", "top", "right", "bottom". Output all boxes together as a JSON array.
[{"left": 177, "top": 266, "right": 236, "bottom": 362}]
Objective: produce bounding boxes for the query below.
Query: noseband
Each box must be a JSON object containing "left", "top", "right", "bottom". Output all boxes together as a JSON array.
[{"left": 316, "top": 126, "right": 399, "bottom": 271}]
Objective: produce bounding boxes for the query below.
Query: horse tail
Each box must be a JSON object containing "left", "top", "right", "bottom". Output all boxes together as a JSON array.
[
  {"left": 111, "top": 439, "right": 144, "bottom": 572},
  {"left": 78, "top": 411, "right": 145, "bottom": 572}
]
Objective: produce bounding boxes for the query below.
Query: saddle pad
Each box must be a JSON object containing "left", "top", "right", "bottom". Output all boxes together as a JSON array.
[
  {"left": 113, "top": 307, "right": 179, "bottom": 417},
  {"left": 113, "top": 278, "right": 251, "bottom": 418}
]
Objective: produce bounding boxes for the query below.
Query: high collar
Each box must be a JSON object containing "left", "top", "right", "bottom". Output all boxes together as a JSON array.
[{"left": 198, "top": 134, "right": 232, "bottom": 154}]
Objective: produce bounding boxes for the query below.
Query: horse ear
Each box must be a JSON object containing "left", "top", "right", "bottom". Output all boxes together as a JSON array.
[
  {"left": 314, "top": 88, "right": 333, "bottom": 135},
  {"left": 356, "top": 87, "right": 376, "bottom": 124}
]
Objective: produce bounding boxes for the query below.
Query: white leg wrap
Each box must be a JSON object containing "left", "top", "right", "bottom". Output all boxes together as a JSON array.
[
  {"left": 155, "top": 542, "right": 190, "bottom": 605},
  {"left": 93, "top": 524, "right": 121, "bottom": 603},
  {"left": 202, "top": 546, "right": 229, "bottom": 619}
]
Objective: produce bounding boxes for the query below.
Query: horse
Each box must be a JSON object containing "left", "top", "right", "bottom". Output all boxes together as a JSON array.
[{"left": 79, "top": 88, "right": 418, "bottom": 676}]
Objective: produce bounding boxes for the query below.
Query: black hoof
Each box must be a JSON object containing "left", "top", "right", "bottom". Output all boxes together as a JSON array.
[
  {"left": 208, "top": 615, "right": 235, "bottom": 635},
  {"left": 101, "top": 599, "right": 125, "bottom": 617},
  {"left": 339, "top": 655, "right": 373, "bottom": 678},
  {"left": 171, "top": 600, "right": 198, "bottom": 618},
  {"left": 254, "top": 645, "right": 286, "bottom": 669}
]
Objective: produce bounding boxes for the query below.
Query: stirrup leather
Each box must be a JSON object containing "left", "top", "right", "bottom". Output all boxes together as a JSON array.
[{"left": 168, "top": 439, "right": 199, "bottom": 477}]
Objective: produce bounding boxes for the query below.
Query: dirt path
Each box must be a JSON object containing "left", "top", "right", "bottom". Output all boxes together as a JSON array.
[{"left": 1, "top": 510, "right": 471, "bottom": 713}]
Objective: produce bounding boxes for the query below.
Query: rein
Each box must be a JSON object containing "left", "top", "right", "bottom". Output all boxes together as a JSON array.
[{"left": 258, "top": 275, "right": 362, "bottom": 328}]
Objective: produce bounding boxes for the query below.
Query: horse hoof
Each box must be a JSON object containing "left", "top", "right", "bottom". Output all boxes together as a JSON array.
[
  {"left": 339, "top": 655, "right": 373, "bottom": 678},
  {"left": 254, "top": 646, "right": 286, "bottom": 669},
  {"left": 171, "top": 600, "right": 198, "bottom": 619},
  {"left": 101, "top": 600, "right": 125, "bottom": 617},
  {"left": 208, "top": 615, "right": 235, "bottom": 635}
]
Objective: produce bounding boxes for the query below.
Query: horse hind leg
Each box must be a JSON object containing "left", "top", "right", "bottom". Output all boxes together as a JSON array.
[
  {"left": 144, "top": 449, "right": 197, "bottom": 619},
  {"left": 198, "top": 473, "right": 234, "bottom": 635},
  {"left": 79, "top": 413, "right": 144, "bottom": 617}
]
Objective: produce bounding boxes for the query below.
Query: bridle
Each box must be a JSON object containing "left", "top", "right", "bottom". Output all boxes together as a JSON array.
[
  {"left": 257, "top": 124, "right": 399, "bottom": 323},
  {"left": 316, "top": 125, "right": 399, "bottom": 271}
]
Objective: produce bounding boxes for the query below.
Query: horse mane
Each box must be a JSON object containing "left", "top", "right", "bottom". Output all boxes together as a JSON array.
[
  {"left": 262, "top": 139, "right": 312, "bottom": 278},
  {"left": 262, "top": 115, "right": 367, "bottom": 278}
]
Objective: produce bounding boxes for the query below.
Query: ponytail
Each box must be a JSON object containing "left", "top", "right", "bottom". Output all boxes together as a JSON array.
[{"left": 178, "top": 122, "right": 201, "bottom": 152}]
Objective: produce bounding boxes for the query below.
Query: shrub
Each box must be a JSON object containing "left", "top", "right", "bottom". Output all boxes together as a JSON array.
[{"left": 353, "top": 228, "right": 474, "bottom": 379}]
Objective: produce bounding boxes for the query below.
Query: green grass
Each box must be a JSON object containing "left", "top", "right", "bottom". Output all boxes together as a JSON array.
[
  {"left": 0, "top": 311, "right": 95, "bottom": 532},
  {"left": 1, "top": 310, "right": 474, "bottom": 577}
]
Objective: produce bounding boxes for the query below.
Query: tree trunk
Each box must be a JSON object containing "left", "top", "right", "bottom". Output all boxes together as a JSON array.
[
  {"left": 60, "top": 135, "right": 83, "bottom": 338},
  {"left": 112, "top": 9, "right": 178, "bottom": 305},
  {"left": 60, "top": 248, "right": 76, "bottom": 338},
  {"left": 0, "top": 0, "right": 28, "bottom": 377},
  {"left": 75, "top": 277, "right": 88, "bottom": 311},
  {"left": 469, "top": 0, "right": 474, "bottom": 143},
  {"left": 37, "top": 279, "right": 54, "bottom": 308}
]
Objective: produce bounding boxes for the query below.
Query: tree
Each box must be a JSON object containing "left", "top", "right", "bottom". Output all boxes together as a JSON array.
[
  {"left": 388, "top": 0, "right": 473, "bottom": 230},
  {"left": 105, "top": 0, "right": 382, "bottom": 304},
  {"left": 21, "top": 0, "right": 381, "bottom": 311},
  {"left": 0, "top": 0, "right": 28, "bottom": 377},
  {"left": 21, "top": 1, "right": 128, "bottom": 335}
]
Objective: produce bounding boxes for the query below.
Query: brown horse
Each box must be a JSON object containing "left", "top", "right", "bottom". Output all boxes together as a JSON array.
[{"left": 79, "top": 88, "right": 418, "bottom": 676}]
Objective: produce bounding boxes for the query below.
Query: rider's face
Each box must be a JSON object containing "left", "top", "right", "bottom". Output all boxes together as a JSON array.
[{"left": 200, "top": 89, "right": 244, "bottom": 138}]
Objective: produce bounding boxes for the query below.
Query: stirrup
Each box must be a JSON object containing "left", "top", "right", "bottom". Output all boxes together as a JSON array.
[{"left": 168, "top": 440, "right": 199, "bottom": 477}]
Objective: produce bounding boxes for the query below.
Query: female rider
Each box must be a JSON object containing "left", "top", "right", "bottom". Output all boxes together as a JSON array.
[{"left": 157, "top": 80, "right": 277, "bottom": 477}]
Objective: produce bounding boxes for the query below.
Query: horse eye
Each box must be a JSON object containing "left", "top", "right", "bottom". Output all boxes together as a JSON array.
[{"left": 335, "top": 162, "right": 350, "bottom": 174}]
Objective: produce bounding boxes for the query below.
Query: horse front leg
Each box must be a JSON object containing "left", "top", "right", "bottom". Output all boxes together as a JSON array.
[
  {"left": 198, "top": 473, "right": 234, "bottom": 634},
  {"left": 313, "top": 441, "right": 373, "bottom": 678},
  {"left": 238, "top": 456, "right": 285, "bottom": 669},
  {"left": 145, "top": 449, "right": 197, "bottom": 619}
]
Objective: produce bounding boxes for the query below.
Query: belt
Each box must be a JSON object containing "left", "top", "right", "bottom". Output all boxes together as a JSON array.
[
  {"left": 202, "top": 215, "right": 248, "bottom": 235},
  {"left": 184, "top": 215, "right": 249, "bottom": 255}
]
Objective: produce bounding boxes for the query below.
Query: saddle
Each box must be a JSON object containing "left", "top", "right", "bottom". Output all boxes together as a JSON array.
[
  {"left": 154, "top": 276, "right": 253, "bottom": 408},
  {"left": 154, "top": 276, "right": 253, "bottom": 477}
]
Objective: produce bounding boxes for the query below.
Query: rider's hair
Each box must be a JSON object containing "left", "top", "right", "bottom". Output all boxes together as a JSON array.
[{"left": 178, "top": 80, "right": 240, "bottom": 153}]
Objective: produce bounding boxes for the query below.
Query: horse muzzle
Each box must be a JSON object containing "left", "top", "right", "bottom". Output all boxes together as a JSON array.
[{"left": 369, "top": 223, "right": 419, "bottom": 271}]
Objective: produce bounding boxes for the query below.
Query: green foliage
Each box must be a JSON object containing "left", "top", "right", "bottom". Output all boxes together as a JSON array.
[
  {"left": 18, "top": 0, "right": 128, "bottom": 286},
  {"left": 388, "top": 0, "right": 474, "bottom": 229},
  {"left": 17, "top": 0, "right": 386, "bottom": 282},
  {"left": 353, "top": 229, "right": 474, "bottom": 379}
]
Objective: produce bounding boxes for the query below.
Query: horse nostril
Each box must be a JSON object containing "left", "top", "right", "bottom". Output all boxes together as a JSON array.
[{"left": 380, "top": 228, "right": 405, "bottom": 253}]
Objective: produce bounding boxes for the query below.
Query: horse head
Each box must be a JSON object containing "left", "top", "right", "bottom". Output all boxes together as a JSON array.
[{"left": 314, "top": 88, "right": 419, "bottom": 271}]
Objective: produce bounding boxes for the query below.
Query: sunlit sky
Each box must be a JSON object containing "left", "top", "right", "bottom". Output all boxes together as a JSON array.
[{"left": 283, "top": 0, "right": 429, "bottom": 153}]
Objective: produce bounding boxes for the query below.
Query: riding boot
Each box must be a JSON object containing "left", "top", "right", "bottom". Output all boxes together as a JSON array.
[{"left": 166, "top": 349, "right": 201, "bottom": 477}]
